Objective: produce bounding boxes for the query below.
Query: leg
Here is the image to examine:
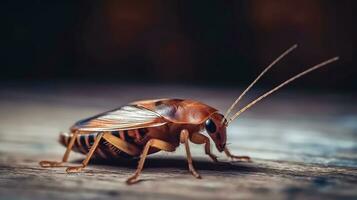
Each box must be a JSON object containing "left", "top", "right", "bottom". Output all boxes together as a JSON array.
[
  {"left": 224, "top": 147, "right": 251, "bottom": 162},
  {"left": 190, "top": 133, "right": 218, "bottom": 162},
  {"left": 39, "top": 131, "right": 79, "bottom": 167},
  {"left": 66, "top": 132, "right": 143, "bottom": 173},
  {"left": 126, "top": 139, "right": 176, "bottom": 184},
  {"left": 66, "top": 132, "right": 104, "bottom": 172},
  {"left": 102, "top": 133, "right": 142, "bottom": 156},
  {"left": 180, "top": 129, "right": 201, "bottom": 179}
]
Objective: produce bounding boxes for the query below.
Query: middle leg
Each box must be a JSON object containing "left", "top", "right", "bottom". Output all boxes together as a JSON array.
[
  {"left": 180, "top": 129, "right": 201, "bottom": 179},
  {"left": 126, "top": 139, "right": 176, "bottom": 184}
]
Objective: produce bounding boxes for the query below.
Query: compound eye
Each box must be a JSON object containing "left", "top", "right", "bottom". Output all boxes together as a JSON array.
[{"left": 205, "top": 119, "right": 216, "bottom": 133}]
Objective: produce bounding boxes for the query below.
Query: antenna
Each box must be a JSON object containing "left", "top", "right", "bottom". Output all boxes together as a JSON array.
[
  {"left": 227, "top": 57, "right": 339, "bottom": 124},
  {"left": 223, "top": 44, "right": 298, "bottom": 123}
]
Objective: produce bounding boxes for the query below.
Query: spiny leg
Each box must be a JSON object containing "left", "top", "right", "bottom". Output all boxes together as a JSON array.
[
  {"left": 190, "top": 132, "right": 218, "bottom": 162},
  {"left": 180, "top": 129, "right": 201, "bottom": 179},
  {"left": 67, "top": 132, "right": 143, "bottom": 174},
  {"left": 126, "top": 139, "right": 176, "bottom": 184},
  {"left": 39, "top": 131, "right": 79, "bottom": 168},
  {"left": 224, "top": 147, "right": 251, "bottom": 162},
  {"left": 66, "top": 132, "right": 104, "bottom": 173},
  {"left": 102, "top": 133, "right": 141, "bottom": 156}
]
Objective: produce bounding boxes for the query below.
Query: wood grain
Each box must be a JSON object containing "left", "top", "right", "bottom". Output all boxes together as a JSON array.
[{"left": 0, "top": 84, "right": 356, "bottom": 200}]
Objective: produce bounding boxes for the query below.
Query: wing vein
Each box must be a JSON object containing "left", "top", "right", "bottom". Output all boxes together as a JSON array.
[{"left": 73, "top": 105, "right": 165, "bottom": 131}]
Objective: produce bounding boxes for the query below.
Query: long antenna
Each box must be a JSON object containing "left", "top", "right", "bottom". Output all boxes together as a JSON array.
[
  {"left": 223, "top": 44, "right": 298, "bottom": 123},
  {"left": 227, "top": 56, "right": 339, "bottom": 124}
]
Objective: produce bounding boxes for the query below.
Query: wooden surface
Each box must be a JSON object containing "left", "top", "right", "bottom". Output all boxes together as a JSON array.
[{"left": 0, "top": 83, "right": 356, "bottom": 200}]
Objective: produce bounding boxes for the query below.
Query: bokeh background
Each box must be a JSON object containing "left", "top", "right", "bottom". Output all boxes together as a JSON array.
[
  {"left": 1, "top": 0, "right": 356, "bottom": 92},
  {"left": 1, "top": 2, "right": 357, "bottom": 199}
]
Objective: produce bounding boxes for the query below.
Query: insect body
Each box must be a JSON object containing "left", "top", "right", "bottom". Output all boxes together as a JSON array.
[
  {"left": 59, "top": 99, "right": 226, "bottom": 161},
  {"left": 39, "top": 44, "right": 338, "bottom": 184}
]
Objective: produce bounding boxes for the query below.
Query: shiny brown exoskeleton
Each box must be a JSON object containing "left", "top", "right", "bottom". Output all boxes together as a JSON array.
[{"left": 39, "top": 44, "right": 338, "bottom": 184}]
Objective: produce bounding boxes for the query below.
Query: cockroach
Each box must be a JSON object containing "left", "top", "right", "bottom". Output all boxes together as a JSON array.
[{"left": 39, "top": 44, "right": 338, "bottom": 184}]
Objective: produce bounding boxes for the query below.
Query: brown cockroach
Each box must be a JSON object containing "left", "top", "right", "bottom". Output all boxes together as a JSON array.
[{"left": 39, "top": 44, "right": 338, "bottom": 184}]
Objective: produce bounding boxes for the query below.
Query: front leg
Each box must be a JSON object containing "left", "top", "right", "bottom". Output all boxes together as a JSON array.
[
  {"left": 190, "top": 133, "right": 218, "bottom": 162},
  {"left": 224, "top": 147, "right": 251, "bottom": 162}
]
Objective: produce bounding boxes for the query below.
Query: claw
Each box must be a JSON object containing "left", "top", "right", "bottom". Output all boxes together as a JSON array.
[
  {"left": 210, "top": 155, "right": 219, "bottom": 163},
  {"left": 66, "top": 166, "right": 84, "bottom": 173},
  {"left": 39, "top": 160, "right": 63, "bottom": 168},
  {"left": 224, "top": 148, "right": 251, "bottom": 162},
  {"left": 191, "top": 171, "right": 202, "bottom": 179},
  {"left": 189, "top": 167, "right": 202, "bottom": 179},
  {"left": 229, "top": 156, "right": 251, "bottom": 162},
  {"left": 126, "top": 175, "right": 139, "bottom": 185}
]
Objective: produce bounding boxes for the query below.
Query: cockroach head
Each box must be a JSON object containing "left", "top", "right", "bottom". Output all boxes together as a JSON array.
[{"left": 204, "top": 112, "right": 227, "bottom": 152}]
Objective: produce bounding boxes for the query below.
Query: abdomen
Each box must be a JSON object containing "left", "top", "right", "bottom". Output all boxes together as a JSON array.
[
  {"left": 59, "top": 125, "right": 178, "bottom": 160},
  {"left": 59, "top": 129, "right": 146, "bottom": 159}
]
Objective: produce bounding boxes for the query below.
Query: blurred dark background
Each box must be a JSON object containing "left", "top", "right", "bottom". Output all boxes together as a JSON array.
[{"left": 1, "top": 0, "right": 356, "bottom": 92}]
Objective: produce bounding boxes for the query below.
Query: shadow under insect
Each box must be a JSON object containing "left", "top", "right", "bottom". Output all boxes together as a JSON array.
[{"left": 77, "top": 156, "right": 259, "bottom": 174}]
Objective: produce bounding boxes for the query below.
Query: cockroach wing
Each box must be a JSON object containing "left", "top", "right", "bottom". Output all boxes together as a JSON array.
[
  {"left": 71, "top": 105, "right": 167, "bottom": 132},
  {"left": 132, "top": 99, "right": 218, "bottom": 124}
]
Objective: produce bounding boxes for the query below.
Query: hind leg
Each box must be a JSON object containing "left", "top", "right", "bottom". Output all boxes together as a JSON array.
[
  {"left": 66, "top": 132, "right": 142, "bottom": 173},
  {"left": 66, "top": 132, "right": 104, "bottom": 172},
  {"left": 39, "top": 132, "right": 79, "bottom": 168}
]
